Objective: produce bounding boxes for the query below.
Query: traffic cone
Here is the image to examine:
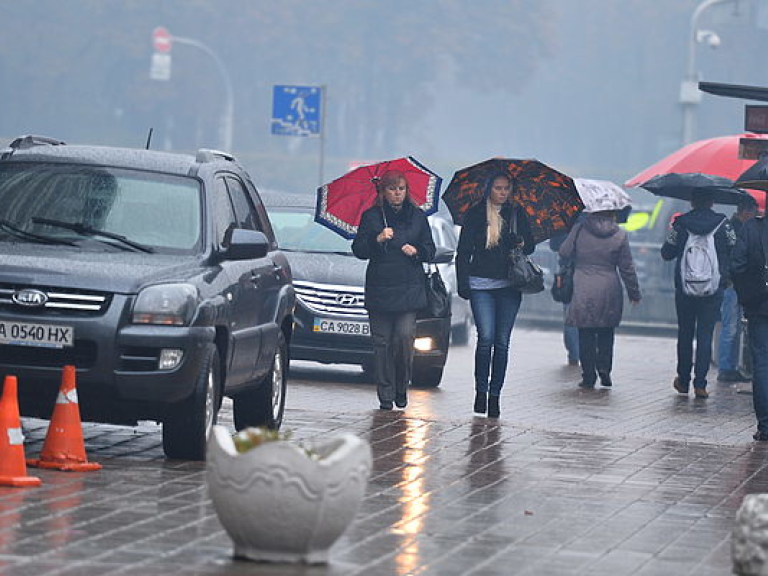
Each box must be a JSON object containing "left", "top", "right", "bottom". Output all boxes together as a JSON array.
[
  {"left": 0, "top": 375, "right": 42, "bottom": 487},
  {"left": 27, "top": 365, "right": 101, "bottom": 472}
]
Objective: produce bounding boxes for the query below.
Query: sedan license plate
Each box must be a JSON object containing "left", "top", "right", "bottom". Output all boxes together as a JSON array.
[
  {"left": 313, "top": 318, "right": 370, "bottom": 336},
  {"left": 0, "top": 321, "right": 74, "bottom": 348}
]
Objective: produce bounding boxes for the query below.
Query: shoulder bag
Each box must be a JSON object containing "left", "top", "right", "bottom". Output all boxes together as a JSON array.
[
  {"left": 551, "top": 225, "right": 581, "bottom": 304},
  {"left": 419, "top": 264, "right": 451, "bottom": 319},
  {"left": 507, "top": 208, "right": 545, "bottom": 294}
]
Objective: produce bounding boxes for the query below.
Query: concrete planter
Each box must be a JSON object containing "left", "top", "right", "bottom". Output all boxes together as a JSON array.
[
  {"left": 206, "top": 425, "right": 372, "bottom": 564},
  {"left": 733, "top": 493, "right": 768, "bottom": 576}
]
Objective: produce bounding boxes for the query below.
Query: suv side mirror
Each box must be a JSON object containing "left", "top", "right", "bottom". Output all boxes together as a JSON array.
[
  {"left": 224, "top": 229, "right": 270, "bottom": 260},
  {"left": 431, "top": 246, "right": 454, "bottom": 264}
]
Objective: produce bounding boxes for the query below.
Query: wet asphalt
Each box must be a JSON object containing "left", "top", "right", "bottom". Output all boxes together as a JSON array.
[{"left": 1, "top": 325, "right": 766, "bottom": 575}]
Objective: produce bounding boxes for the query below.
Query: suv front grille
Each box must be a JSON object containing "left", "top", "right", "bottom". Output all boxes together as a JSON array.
[
  {"left": 293, "top": 280, "right": 366, "bottom": 317},
  {"left": 0, "top": 283, "right": 110, "bottom": 316}
]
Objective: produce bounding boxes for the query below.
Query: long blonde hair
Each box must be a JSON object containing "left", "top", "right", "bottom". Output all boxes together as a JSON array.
[{"left": 485, "top": 201, "right": 505, "bottom": 249}]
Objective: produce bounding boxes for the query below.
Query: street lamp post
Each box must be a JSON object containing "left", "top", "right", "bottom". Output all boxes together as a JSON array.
[
  {"left": 680, "top": 0, "right": 735, "bottom": 146},
  {"left": 170, "top": 35, "right": 234, "bottom": 153}
]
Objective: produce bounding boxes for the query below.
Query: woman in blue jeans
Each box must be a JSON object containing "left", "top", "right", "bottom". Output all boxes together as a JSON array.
[{"left": 456, "top": 173, "right": 534, "bottom": 418}]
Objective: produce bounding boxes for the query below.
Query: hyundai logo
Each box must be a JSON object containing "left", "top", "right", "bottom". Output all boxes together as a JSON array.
[
  {"left": 335, "top": 294, "right": 360, "bottom": 307},
  {"left": 12, "top": 288, "right": 48, "bottom": 307}
]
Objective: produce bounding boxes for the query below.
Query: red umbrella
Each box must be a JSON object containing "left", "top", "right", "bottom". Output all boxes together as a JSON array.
[
  {"left": 442, "top": 158, "right": 583, "bottom": 243},
  {"left": 315, "top": 156, "right": 441, "bottom": 239},
  {"left": 624, "top": 133, "right": 768, "bottom": 209}
]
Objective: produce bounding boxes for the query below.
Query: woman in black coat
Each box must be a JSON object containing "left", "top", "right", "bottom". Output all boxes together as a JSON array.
[
  {"left": 456, "top": 172, "right": 534, "bottom": 418},
  {"left": 352, "top": 170, "right": 436, "bottom": 410}
]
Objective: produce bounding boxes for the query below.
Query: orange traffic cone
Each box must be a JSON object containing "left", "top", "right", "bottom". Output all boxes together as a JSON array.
[
  {"left": 27, "top": 365, "right": 101, "bottom": 472},
  {"left": 0, "top": 375, "right": 42, "bottom": 487}
]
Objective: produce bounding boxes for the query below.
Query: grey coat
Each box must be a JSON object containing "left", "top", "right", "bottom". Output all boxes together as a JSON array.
[{"left": 559, "top": 213, "right": 641, "bottom": 328}]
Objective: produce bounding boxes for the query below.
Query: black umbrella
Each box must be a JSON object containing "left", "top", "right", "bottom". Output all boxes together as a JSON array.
[
  {"left": 734, "top": 155, "right": 768, "bottom": 192},
  {"left": 638, "top": 172, "right": 751, "bottom": 206}
]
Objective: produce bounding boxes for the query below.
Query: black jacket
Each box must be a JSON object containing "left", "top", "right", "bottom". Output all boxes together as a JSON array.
[
  {"left": 660, "top": 207, "right": 736, "bottom": 294},
  {"left": 351, "top": 201, "right": 436, "bottom": 313},
  {"left": 456, "top": 200, "right": 535, "bottom": 299},
  {"left": 731, "top": 216, "right": 768, "bottom": 317}
]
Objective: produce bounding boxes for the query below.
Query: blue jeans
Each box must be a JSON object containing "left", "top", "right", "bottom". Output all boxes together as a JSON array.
[
  {"left": 675, "top": 291, "right": 723, "bottom": 390},
  {"left": 748, "top": 316, "right": 768, "bottom": 435},
  {"left": 470, "top": 287, "right": 522, "bottom": 396},
  {"left": 563, "top": 304, "right": 579, "bottom": 362},
  {"left": 718, "top": 287, "right": 742, "bottom": 373}
]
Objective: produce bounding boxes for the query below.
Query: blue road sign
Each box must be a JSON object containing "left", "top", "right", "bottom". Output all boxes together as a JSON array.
[{"left": 271, "top": 85, "right": 321, "bottom": 137}]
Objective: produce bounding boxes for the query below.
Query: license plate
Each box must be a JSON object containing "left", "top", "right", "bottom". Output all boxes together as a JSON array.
[
  {"left": 0, "top": 321, "right": 74, "bottom": 348},
  {"left": 313, "top": 318, "right": 370, "bottom": 336}
]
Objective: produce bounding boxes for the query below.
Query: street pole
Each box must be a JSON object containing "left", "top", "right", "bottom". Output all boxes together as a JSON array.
[
  {"left": 171, "top": 35, "right": 234, "bottom": 152},
  {"left": 680, "top": 0, "right": 735, "bottom": 146},
  {"left": 318, "top": 85, "right": 327, "bottom": 188}
]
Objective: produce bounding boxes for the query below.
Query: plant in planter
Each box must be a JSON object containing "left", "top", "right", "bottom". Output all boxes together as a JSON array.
[{"left": 206, "top": 424, "right": 372, "bottom": 564}]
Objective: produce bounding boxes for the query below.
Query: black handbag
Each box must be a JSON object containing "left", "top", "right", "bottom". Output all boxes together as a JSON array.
[
  {"left": 551, "top": 225, "right": 581, "bottom": 304},
  {"left": 507, "top": 208, "right": 544, "bottom": 294},
  {"left": 507, "top": 247, "right": 545, "bottom": 294},
  {"left": 551, "top": 260, "right": 575, "bottom": 303},
  {"left": 420, "top": 265, "right": 451, "bottom": 318}
]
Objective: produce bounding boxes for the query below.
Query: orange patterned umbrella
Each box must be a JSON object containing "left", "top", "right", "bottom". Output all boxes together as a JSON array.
[{"left": 442, "top": 158, "right": 583, "bottom": 243}]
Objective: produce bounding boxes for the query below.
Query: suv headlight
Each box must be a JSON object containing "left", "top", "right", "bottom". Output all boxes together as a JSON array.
[{"left": 132, "top": 284, "right": 198, "bottom": 326}]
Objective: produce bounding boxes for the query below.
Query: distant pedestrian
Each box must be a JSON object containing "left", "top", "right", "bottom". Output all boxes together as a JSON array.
[
  {"left": 352, "top": 170, "right": 436, "bottom": 411},
  {"left": 731, "top": 213, "right": 768, "bottom": 441},
  {"left": 717, "top": 194, "right": 758, "bottom": 383},
  {"left": 559, "top": 210, "right": 641, "bottom": 388},
  {"left": 661, "top": 191, "right": 736, "bottom": 398},
  {"left": 456, "top": 172, "right": 534, "bottom": 418},
  {"left": 549, "top": 230, "right": 579, "bottom": 367}
]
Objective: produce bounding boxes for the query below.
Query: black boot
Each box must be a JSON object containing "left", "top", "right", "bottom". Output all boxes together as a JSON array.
[
  {"left": 473, "top": 391, "right": 487, "bottom": 414},
  {"left": 488, "top": 395, "right": 500, "bottom": 418}
]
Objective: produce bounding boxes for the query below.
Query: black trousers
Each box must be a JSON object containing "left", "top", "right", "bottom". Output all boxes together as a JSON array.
[
  {"left": 369, "top": 310, "right": 417, "bottom": 406},
  {"left": 578, "top": 327, "right": 615, "bottom": 385}
]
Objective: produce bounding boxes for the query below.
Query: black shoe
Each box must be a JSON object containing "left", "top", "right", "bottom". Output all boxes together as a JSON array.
[
  {"left": 753, "top": 431, "right": 768, "bottom": 442},
  {"left": 673, "top": 376, "right": 689, "bottom": 395},
  {"left": 578, "top": 380, "right": 595, "bottom": 389},
  {"left": 379, "top": 402, "right": 393, "bottom": 410},
  {"left": 473, "top": 391, "right": 487, "bottom": 414},
  {"left": 719, "top": 370, "right": 752, "bottom": 383},
  {"left": 598, "top": 372, "right": 612, "bottom": 387},
  {"left": 487, "top": 395, "right": 500, "bottom": 418},
  {"left": 395, "top": 395, "right": 407, "bottom": 409},
  {"left": 567, "top": 357, "right": 579, "bottom": 367}
]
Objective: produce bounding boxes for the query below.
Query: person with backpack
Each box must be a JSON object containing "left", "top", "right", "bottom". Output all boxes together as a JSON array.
[{"left": 661, "top": 191, "right": 737, "bottom": 398}]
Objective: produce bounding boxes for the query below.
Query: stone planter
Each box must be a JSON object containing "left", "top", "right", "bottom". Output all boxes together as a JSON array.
[
  {"left": 733, "top": 493, "right": 768, "bottom": 576},
  {"left": 206, "top": 425, "right": 372, "bottom": 564}
]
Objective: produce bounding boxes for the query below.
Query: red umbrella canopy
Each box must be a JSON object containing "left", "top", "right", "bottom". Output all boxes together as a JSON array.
[
  {"left": 315, "top": 156, "right": 441, "bottom": 239},
  {"left": 442, "top": 158, "right": 583, "bottom": 243},
  {"left": 624, "top": 133, "right": 768, "bottom": 210}
]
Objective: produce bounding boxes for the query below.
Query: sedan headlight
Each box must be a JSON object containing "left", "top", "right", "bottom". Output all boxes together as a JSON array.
[{"left": 132, "top": 284, "right": 198, "bottom": 326}]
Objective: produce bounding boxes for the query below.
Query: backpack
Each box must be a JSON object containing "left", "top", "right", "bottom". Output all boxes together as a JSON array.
[{"left": 680, "top": 218, "right": 725, "bottom": 297}]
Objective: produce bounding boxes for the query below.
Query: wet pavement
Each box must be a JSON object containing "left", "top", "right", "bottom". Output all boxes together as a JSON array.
[{"left": 2, "top": 326, "right": 767, "bottom": 575}]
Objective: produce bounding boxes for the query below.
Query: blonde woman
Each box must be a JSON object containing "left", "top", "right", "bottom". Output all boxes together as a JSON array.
[{"left": 456, "top": 173, "right": 534, "bottom": 418}]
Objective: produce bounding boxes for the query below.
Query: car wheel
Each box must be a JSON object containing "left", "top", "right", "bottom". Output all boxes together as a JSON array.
[
  {"left": 233, "top": 331, "right": 287, "bottom": 431},
  {"left": 412, "top": 365, "right": 443, "bottom": 388},
  {"left": 162, "top": 345, "right": 221, "bottom": 461}
]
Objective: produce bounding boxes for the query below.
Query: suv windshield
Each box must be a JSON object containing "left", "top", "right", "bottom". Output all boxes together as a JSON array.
[
  {"left": 0, "top": 163, "right": 202, "bottom": 253},
  {"left": 269, "top": 207, "right": 352, "bottom": 254}
]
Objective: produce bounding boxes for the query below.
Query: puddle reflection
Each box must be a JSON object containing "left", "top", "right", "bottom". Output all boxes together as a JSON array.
[
  {"left": 369, "top": 412, "right": 430, "bottom": 576},
  {"left": 466, "top": 419, "right": 506, "bottom": 492}
]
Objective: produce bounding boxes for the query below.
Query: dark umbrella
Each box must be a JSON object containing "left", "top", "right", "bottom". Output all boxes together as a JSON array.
[
  {"left": 638, "top": 172, "right": 751, "bottom": 206},
  {"left": 441, "top": 158, "right": 583, "bottom": 243},
  {"left": 735, "top": 155, "right": 768, "bottom": 192}
]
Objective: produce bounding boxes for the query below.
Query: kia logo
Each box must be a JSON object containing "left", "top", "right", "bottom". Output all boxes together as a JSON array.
[
  {"left": 335, "top": 294, "right": 360, "bottom": 307},
  {"left": 12, "top": 288, "right": 48, "bottom": 307}
]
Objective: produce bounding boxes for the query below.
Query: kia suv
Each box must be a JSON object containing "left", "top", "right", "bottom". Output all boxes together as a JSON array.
[{"left": 0, "top": 135, "right": 295, "bottom": 460}]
